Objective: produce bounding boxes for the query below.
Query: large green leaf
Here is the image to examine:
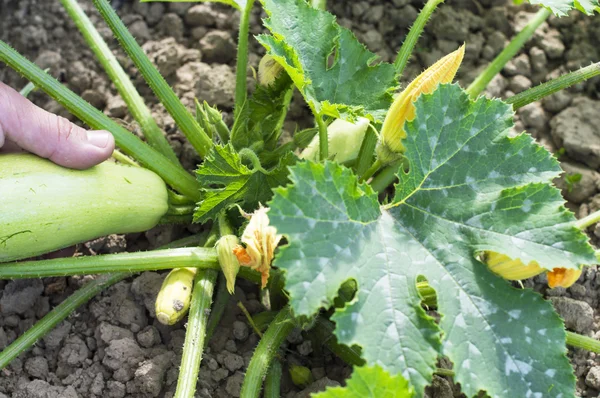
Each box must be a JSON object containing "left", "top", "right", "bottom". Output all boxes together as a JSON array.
[
  {"left": 194, "top": 144, "right": 294, "bottom": 222},
  {"left": 311, "top": 365, "right": 413, "bottom": 398},
  {"left": 269, "top": 84, "right": 595, "bottom": 397},
  {"left": 257, "top": 0, "right": 396, "bottom": 122},
  {"left": 517, "top": 0, "right": 599, "bottom": 15}
]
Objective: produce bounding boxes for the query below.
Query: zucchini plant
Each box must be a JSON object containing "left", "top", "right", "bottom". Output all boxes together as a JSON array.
[{"left": 1, "top": 0, "right": 600, "bottom": 396}]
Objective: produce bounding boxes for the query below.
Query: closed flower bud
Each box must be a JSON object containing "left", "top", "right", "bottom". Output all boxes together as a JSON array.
[
  {"left": 258, "top": 54, "right": 284, "bottom": 87},
  {"left": 547, "top": 267, "right": 582, "bottom": 288},
  {"left": 233, "top": 205, "right": 282, "bottom": 288},
  {"left": 377, "top": 45, "right": 465, "bottom": 164},
  {"left": 289, "top": 365, "right": 314, "bottom": 387},
  {"left": 155, "top": 267, "right": 196, "bottom": 325},
  {"left": 300, "top": 117, "right": 370, "bottom": 164},
  {"left": 216, "top": 235, "right": 242, "bottom": 294}
]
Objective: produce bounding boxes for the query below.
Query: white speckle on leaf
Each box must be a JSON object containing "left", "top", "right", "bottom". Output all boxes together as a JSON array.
[
  {"left": 522, "top": 199, "right": 532, "bottom": 213},
  {"left": 500, "top": 337, "right": 512, "bottom": 344},
  {"left": 545, "top": 369, "right": 556, "bottom": 377},
  {"left": 508, "top": 310, "right": 521, "bottom": 319}
]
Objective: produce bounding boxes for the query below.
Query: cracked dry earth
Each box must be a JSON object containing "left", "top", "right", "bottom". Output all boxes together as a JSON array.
[{"left": 1, "top": 0, "right": 600, "bottom": 396}]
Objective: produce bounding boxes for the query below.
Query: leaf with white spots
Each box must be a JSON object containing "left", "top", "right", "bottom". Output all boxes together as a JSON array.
[
  {"left": 257, "top": 0, "right": 397, "bottom": 122},
  {"left": 269, "top": 84, "right": 595, "bottom": 397},
  {"left": 518, "top": 0, "right": 599, "bottom": 15}
]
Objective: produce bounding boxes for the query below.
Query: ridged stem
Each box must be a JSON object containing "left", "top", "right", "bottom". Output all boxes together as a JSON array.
[
  {"left": 92, "top": 0, "right": 213, "bottom": 158},
  {"left": 234, "top": 0, "right": 254, "bottom": 119},
  {"left": 506, "top": 62, "right": 600, "bottom": 109},
  {"left": 394, "top": 0, "right": 444, "bottom": 77},
  {"left": 174, "top": 269, "right": 218, "bottom": 398},
  {"left": 0, "top": 40, "right": 201, "bottom": 200},
  {"left": 240, "top": 306, "right": 295, "bottom": 398},
  {"left": 61, "top": 0, "right": 180, "bottom": 165},
  {"left": 466, "top": 8, "right": 551, "bottom": 98},
  {"left": 316, "top": 114, "right": 328, "bottom": 161},
  {"left": 0, "top": 248, "right": 216, "bottom": 278},
  {"left": 575, "top": 209, "right": 600, "bottom": 230},
  {"left": 205, "top": 275, "right": 230, "bottom": 343},
  {"left": 356, "top": 125, "right": 379, "bottom": 179},
  {"left": 263, "top": 359, "right": 283, "bottom": 398}
]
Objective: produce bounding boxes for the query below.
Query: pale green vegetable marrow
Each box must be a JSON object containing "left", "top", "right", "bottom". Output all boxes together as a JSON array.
[{"left": 0, "top": 153, "right": 169, "bottom": 262}]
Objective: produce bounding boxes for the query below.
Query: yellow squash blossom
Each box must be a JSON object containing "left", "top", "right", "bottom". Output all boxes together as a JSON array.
[
  {"left": 233, "top": 205, "right": 283, "bottom": 288},
  {"left": 484, "top": 251, "right": 582, "bottom": 289},
  {"left": 377, "top": 45, "right": 465, "bottom": 164}
]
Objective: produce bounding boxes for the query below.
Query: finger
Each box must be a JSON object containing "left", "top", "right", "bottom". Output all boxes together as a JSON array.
[
  {"left": 0, "top": 81, "right": 115, "bottom": 169},
  {"left": 0, "top": 138, "right": 25, "bottom": 153}
]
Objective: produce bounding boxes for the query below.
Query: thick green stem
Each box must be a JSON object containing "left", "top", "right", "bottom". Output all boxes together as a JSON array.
[
  {"left": 61, "top": 0, "right": 180, "bottom": 165},
  {"left": 394, "top": 0, "right": 444, "bottom": 77},
  {"left": 0, "top": 40, "right": 201, "bottom": 200},
  {"left": 566, "top": 331, "right": 600, "bottom": 353},
  {"left": 316, "top": 115, "right": 328, "bottom": 161},
  {"left": 466, "top": 8, "right": 551, "bottom": 98},
  {"left": 234, "top": 0, "right": 254, "bottom": 120},
  {"left": 205, "top": 275, "right": 230, "bottom": 343},
  {"left": 92, "top": 0, "right": 212, "bottom": 158},
  {"left": 111, "top": 149, "right": 138, "bottom": 166},
  {"left": 355, "top": 125, "right": 379, "bottom": 179},
  {"left": 263, "top": 359, "right": 283, "bottom": 398},
  {"left": 507, "top": 62, "right": 600, "bottom": 109},
  {"left": 370, "top": 163, "right": 399, "bottom": 193},
  {"left": 240, "top": 307, "right": 295, "bottom": 398},
  {"left": 359, "top": 159, "right": 382, "bottom": 183},
  {"left": 174, "top": 269, "right": 218, "bottom": 398},
  {"left": 575, "top": 209, "right": 600, "bottom": 230},
  {"left": 0, "top": 273, "right": 126, "bottom": 371},
  {"left": 0, "top": 248, "right": 217, "bottom": 278}
]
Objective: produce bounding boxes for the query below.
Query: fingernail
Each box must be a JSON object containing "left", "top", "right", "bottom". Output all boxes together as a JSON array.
[{"left": 87, "top": 130, "right": 112, "bottom": 148}]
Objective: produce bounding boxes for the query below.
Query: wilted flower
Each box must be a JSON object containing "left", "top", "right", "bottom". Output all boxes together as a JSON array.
[
  {"left": 377, "top": 45, "right": 465, "bottom": 164},
  {"left": 233, "top": 205, "right": 283, "bottom": 288},
  {"left": 547, "top": 267, "right": 582, "bottom": 289},
  {"left": 484, "top": 251, "right": 582, "bottom": 288}
]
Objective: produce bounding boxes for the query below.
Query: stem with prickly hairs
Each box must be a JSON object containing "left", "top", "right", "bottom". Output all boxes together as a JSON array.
[
  {"left": 466, "top": 8, "right": 551, "bottom": 98},
  {"left": 507, "top": 62, "right": 600, "bottom": 110},
  {"left": 0, "top": 40, "right": 201, "bottom": 200},
  {"left": 61, "top": 0, "right": 180, "bottom": 165},
  {"left": 394, "top": 0, "right": 445, "bottom": 77},
  {"left": 240, "top": 307, "right": 295, "bottom": 398},
  {"left": 234, "top": 0, "right": 254, "bottom": 120},
  {"left": 92, "top": 0, "right": 213, "bottom": 158}
]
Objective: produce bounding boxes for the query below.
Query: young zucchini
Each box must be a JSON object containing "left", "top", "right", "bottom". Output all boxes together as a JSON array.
[{"left": 0, "top": 153, "right": 169, "bottom": 262}]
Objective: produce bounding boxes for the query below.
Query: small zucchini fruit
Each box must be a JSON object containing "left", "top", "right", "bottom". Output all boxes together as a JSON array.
[{"left": 0, "top": 153, "right": 169, "bottom": 262}]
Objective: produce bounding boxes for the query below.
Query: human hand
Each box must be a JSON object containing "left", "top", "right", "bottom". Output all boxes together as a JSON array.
[{"left": 0, "top": 81, "right": 115, "bottom": 169}]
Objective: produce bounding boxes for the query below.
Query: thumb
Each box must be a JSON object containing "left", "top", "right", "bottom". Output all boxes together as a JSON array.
[{"left": 0, "top": 81, "right": 115, "bottom": 169}]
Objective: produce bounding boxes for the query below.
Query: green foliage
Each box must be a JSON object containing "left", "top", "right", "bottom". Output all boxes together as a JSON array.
[
  {"left": 516, "top": 0, "right": 600, "bottom": 15},
  {"left": 311, "top": 365, "right": 413, "bottom": 398},
  {"left": 194, "top": 144, "right": 295, "bottom": 222},
  {"left": 257, "top": 0, "right": 397, "bottom": 122},
  {"left": 269, "top": 85, "right": 595, "bottom": 397},
  {"left": 231, "top": 72, "right": 293, "bottom": 153},
  {"left": 565, "top": 173, "right": 583, "bottom": 192}
]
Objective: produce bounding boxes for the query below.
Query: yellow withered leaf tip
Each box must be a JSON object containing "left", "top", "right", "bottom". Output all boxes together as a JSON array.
[
  {"left": 485, "top": 251, "right": 582, "bottom": 288},
  {"left": 377, "top": 45, "right": 465, "bottom": 164}
]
